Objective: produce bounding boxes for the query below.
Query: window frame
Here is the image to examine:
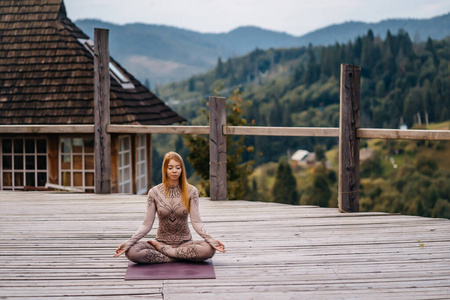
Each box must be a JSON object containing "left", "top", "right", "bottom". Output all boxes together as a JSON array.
[
  {"left": 1, "top": 137, "right": 48, "bottom": 191},
  {"left": 118, "top": 136, "right": 132, "bottom": 194},
  {"left": 59, "top": 137, "right": 95, "bottom": 192},
  {"left": 78, "top": 38, "right": 135, "bottom": 89},
  {"left": 136, "top": 134, "right": 147, "bottom": 195}
]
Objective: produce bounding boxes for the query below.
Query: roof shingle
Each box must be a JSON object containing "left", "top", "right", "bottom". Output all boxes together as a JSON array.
[{"left": 0, "top": 0, "right": 185, "bottom": 125}]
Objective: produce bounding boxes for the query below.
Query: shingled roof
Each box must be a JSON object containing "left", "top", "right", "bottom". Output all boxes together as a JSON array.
[{"left": 0, "top": 0, "right": 185, "bottom": 125}]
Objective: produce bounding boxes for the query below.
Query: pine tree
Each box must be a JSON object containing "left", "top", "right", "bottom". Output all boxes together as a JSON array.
[
  {"left": 216, "top": 57, "right": 224, "bottom": 78},
  {"left": 144, "top": 78, "right": 150, "bottom": 89},
  {"left": 304, "top": 44, "right": 320, "bottom": 84},
  {"left": 272, "top": 161, "right": 299, "bottom": 205}
]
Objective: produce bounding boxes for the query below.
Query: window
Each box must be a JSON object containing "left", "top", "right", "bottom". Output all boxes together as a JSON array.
[
  {"left": 119, "top": 136, "right": 132, "bottom": 193},
  {"left": 1, "top": 138, "right": 47, "bottom": 190},
  {"left": 60, "top": 137, "right": 94, "bottom": 192},
  {"left": 136, "top": 135, "right": 147, "bottom": 195},
  {"left": 78, "top": 38, "right": 135, "bottom": 89}
]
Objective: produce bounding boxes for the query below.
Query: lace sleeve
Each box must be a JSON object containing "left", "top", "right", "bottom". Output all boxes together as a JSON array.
[
  {"left": 121, "top": 189, "right": 157, "bottom": 251},
  {"left": 189, "top": 186, "right": 219, "bottom": 247}
]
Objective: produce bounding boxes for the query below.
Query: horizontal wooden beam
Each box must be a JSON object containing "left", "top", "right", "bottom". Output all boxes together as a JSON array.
[
  {"left": 0, "top": 125, "right": 94, "bottom": 133},
  {"left": 358, "top": 129, "right": 450, "bottom": 140},
  {"left": 1, "top": 125, "right": 449, "bottom": 141},
  {"left": 106, "top": 124, "right": 209, "bottom": 135},
  {"left": 224, "top": 126, "right": 339, "bottom": 137}
]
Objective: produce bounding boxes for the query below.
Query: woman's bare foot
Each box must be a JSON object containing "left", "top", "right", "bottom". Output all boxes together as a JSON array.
[{"left": 147, "top": 240, "right": 162, "bottom": 251}]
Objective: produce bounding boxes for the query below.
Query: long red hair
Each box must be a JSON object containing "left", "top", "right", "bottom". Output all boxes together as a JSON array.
[{"left": 162, "top": 151, "right": 190, "bottom": 212}]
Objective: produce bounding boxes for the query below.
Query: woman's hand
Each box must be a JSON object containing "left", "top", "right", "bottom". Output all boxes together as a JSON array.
[
  {"left": 213, "top": 241, "right": 226, "bottom": 253},
  {"left": 114, "top": 244, "right": 126, "bottom": 257}
]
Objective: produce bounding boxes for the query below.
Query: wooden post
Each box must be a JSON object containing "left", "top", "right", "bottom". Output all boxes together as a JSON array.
[
  {"left": 338, "top": 64, "right": 361, "bottom": 212},
  {"left": 209, "top": 96, "right": 227, "bottom": 200},
  {"left": 94, "top": 28, "right": 111, "bottom": 194},
  {"left": 146, "top": 134, "right": 153, "bottom": 191},
  {"left": 47, "top": 134, "right": 59, "bottom": 184}
]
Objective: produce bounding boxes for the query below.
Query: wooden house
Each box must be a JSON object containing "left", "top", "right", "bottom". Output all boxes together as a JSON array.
[{"left": 0, "top": 0, "right": 185, "bottom": 193}]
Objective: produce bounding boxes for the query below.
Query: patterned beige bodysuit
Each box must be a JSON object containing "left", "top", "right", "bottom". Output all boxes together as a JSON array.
[{"left": 122, "top": 184, "right": 219, "bottom": 264}]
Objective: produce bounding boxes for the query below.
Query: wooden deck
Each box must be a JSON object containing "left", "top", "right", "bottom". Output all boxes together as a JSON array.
[{"left": 0, "top": 191, "right": 449, "bottom": 299}]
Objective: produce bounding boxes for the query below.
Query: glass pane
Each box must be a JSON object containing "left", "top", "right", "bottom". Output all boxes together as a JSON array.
[
  {"left": 36, "top": 139, "right": 47, "bottom": 153},
  {"left": 109, "top": 61, "right": 130, "bottom": 83},
  {"left": 119, "top": 138, "right": 124, "bottom": 152},
  {"left": 124, "top": 138, "right": 130, "bottom": 151},
  {"left": 84, "top": 138, "right": 94, "bottom": 153},
  {"left": 14, "top": 172, "right": 23, "bottom": 186},
  {"left": 2, "top": 155, "right": 12, "bottom": 169},
  {"left": 139, "top": 135, "right": 145, "bottom": 146},
  {"left": 85, "top": 155, "right": 94, "bottom": 169},
  {"left": 73, "top": 138, "right": 83, "bottom": 153},
  {"left": 124, "top": 152, "right": 130, "bottom": 165},
  {"left": 25, "top": 139, "right": 35, "bottom": 153},
  {"left": 73, "top": 155, "right": 82, "bottom": 170},
  {"left": 37, "top": 155, "right": 47, "bottom": 170},
  {"left": 14, "top": 155, "right": 24, "bottom": 170},
  {"left": 2, "top": 139, "right": 12, "bottom": 153},
  {"left": 124, "top": 167, "right": 130, "bottom": 181},
  {"left": 3, "top": 172, "right": 12, "bottom": 186},
  {"left": 85, "top": 172, "right": 94, "bottom": 187},
  {"left": 119, "top": 153, "right": 122, "bottom": 167},
  {"left": 61, "top": 155, "right": 71, "bottom": 169},
  {"left": 14, "top": 139, "right": 23, "bottom": 153},
  {"left": 73, "top": 172, "right": 83, "bottom": 186},
  {"left": 37, "top": 172, "right": 47, "bottom": 186},
  {"left": 61, "top": 138, "right": 71, "bottom": 153},
  {"left": 25, "top": 156, "right": 35, "bottom": 170},
  {"left": 61, "top": 172, "right": 71, "bottom": 186},
  {"left": 139, "top": 163, "right": 145, "bottom": 176},
  {"left": 26, "top": 172, "right": 36, "bottom": 187},
  {"left": 125, "top": 182, "right": 131, "bottom": 193}
]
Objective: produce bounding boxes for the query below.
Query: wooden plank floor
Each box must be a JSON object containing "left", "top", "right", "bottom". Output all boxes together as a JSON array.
[{"left": 0, "top": 191, "right": 449, "bottom": 299}]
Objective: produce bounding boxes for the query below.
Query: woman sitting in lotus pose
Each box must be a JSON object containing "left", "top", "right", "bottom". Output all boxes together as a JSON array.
[{"left": 114, "top": 151, "right": 225, "bottom": 263}]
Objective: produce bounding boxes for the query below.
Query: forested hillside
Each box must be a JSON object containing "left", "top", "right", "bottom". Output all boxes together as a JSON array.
[
  {"left": 161, "top": 30, "right": 450, "bottom": 161},
  {"left": 75, "top": 13, "right": 450, "bottom": 84},
  {"left": 156, "top": 30, "right": 450, "bottom": 219}
]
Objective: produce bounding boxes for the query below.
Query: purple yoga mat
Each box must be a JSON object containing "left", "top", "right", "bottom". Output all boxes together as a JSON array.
[{"left": 124, "top": 259, "right": 216, "bottom": 280}]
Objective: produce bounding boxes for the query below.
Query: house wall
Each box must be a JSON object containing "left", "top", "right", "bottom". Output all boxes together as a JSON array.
[{"left": 1, "top": 133, "right": 151, "bottom": 194}]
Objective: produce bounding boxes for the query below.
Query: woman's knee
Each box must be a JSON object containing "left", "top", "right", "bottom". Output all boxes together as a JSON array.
[
  {"left": 198, "top": 241, "right": 216, "bottom": 260},
  {"left": 125, "top": 241, "right": 150, "bottom": 263}
]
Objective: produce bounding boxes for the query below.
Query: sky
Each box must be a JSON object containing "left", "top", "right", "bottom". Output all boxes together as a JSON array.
[{"left": 64, "top": 0, "right": 450, "bottom": 37}]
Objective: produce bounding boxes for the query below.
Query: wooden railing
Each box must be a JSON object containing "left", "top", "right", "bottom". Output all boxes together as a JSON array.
[{"left": 2, "top": 28, "right": 450, "bottom": 212}]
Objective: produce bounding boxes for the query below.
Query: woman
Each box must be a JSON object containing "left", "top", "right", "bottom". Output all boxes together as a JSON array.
[{"left": 114, "top": 151, "right": 225, "bottom": 264}]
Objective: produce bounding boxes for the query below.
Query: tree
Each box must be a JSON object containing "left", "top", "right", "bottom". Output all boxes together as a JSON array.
[
  {"left": 301, "top": 163, "right": 332, "bottom": 207},
  {"left": 314, "top": 144, "right": 325, "bottom": 162},
  {"left": 272, "top": 161, "right": 298, "bottom": 205},
  {"left": 144, "top": 78, "right": 151, "bottom": 89},
  {"left": 188, "top": 77, "right": 196, "bottom": 92},
  {"left": 304, "top": 44, "right": 320, "bottom": 84},
  {"left": 215, "top": 57, "right": 224, "bottom": 78},
  {"left": 185, "top": 87, "right": 254, "bottom": 199}
]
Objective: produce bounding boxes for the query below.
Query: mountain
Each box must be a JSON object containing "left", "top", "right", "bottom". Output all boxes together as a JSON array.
[
  {"left": 75, "top": 13, "right": 450, "bottom": 84},
  {"left": 299, "top": 13, "right": 450, "bottom": 45}
]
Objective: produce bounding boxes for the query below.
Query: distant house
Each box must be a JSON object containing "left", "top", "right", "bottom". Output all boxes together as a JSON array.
[
  {"left": 290, "top": 150, "right": 318, "bottom": 167},
  {"left": 0, "top": 0, "right": 185, "bottom": 193},
  {"left": 290, "top": 149, "right": 333, "bottom": 169}
]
